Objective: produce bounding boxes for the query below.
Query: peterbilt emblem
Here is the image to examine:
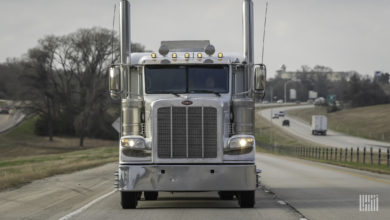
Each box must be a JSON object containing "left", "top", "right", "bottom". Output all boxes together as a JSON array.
[{"left": 181, "top": 100, "right": 193, "bottom": 105}]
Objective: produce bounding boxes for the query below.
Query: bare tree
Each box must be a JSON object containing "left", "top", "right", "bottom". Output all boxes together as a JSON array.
[
  {"left": 22, "top": 36, "right": 61, "bottom": 141},
  {"left": 16, "top": 27, "right": 145, "bottom": 146},
  {"left": 65, "top": 27, "right": 118, "bottom": 146}
]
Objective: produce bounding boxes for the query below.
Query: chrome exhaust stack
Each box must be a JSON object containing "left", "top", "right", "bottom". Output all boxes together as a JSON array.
[
  {"left": 232, "top": 0, "right": 256, "bottom": 135},
  {"left": 120, "top": 0, "right": 131, "bottom": 66},
  {"left": 243, "top": 0, "right": 254, "bottom": 97},
  {"left": 119, "top": 0, "right": 143, "bottom": 137}
]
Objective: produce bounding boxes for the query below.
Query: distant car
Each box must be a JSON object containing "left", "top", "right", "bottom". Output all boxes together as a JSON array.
[
  {"left": 272, "top": 113, "right": 279, "bottom": 119},
  {"left": 262, "top": 100, "right": 269, "bottom": 104},
  {"left": 0, "top": 108, "right": 9, "bottom": 114},
  {"left": 279, "top": 111, "right": 285, "bottom": 117},
  {"left": 282, "top": 119, "right": 290, "bottom": 126},
  {"left": 276, "top": 100, "right": 283, "bottom": 104}
]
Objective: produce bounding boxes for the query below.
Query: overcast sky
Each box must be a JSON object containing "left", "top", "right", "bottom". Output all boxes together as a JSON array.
[{"left": 1, "top": 0, "right": 389, "bottom": 78}]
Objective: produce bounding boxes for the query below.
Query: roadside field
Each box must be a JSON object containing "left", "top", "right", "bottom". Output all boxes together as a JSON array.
[
  {"left": 0, "top": 117, "right": 117, "bottom": 159},
  {"left": 0, "top": 117, "right": 118, "bottom": 190},
  {"left": 255, "top": 107, "right": 390, "bottom": 174},
  {"left": 287, "top": 104, "right": 390, "bottom": 143}
]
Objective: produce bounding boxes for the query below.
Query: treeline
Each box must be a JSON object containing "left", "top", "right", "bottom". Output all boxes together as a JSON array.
[
  {"left": 265, "top": 65, "right": 390, "bottom": 108},
  {"left": 0, "top": 27, "right": 146, "bottom": 146}
]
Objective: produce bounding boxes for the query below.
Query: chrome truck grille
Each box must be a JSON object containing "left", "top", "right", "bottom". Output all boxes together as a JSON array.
[{"left": 157, "top": 106, "right": 217, "bottom": 158}]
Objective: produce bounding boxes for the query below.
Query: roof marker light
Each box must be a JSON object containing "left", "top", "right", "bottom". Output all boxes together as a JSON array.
[
  {"left": 197, "top": 53, "right": 203, "bottom": 58},
  {"left": 185, "top": 53, "right": 190, "bottom": 59},
  {"left": 172, "top": 53, "right": 177, "bottom": 58},
  {"left": 151, "top": 53, "right": 157, "bottom": 58},
  {"left": 218, "top": 53, "right": 223, "bottom": 58}
]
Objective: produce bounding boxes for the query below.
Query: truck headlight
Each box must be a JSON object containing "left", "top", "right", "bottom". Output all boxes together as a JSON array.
[
  {"left": 225, "top": 135, "right": 254, "bottom": 155},
  {"left": 120, "top": 136, "right": 151, "bottom": 157}
]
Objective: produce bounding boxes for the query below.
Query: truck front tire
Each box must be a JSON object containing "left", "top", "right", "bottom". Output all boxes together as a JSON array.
[
  {"left": 144, "top": 191, "right": 159, "bottom": 200},
  {"left": 237, "top": 191, "right": 255, "bottom": 208},
  {"left": 121, "top": 191, "right": 139, "bottom": 209}
]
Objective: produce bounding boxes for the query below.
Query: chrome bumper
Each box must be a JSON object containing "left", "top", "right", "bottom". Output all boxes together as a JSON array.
[{"left": 118, "top": 164, "right": 256, "bottom": 191}]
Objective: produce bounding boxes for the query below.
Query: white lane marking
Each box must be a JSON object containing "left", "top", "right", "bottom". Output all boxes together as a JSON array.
[
  {"left": 277, "top": 200, "right": 286, "bottom": 205},
  {"left": 59, "top": 190, "right": 116, "bottom": 220}
]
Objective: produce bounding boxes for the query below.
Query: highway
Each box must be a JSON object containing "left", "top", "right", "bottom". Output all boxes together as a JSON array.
[
  {"left": 0, "top": 161, "right": 299, "bottom": 220},
  {"left": 258, "top": 153, "right": 390, "bottom": 220},
  {"left": 0, "top": 100, "right": 25, "bottom": 133},
  {"left": 259, "top": 105, "right": 390, "bottom": 150},
  {"left": 1, "top": 153, "right": 389, "bottom": 220},
  {"left": 0, "top": 111, "right": 25, "bottom": 133}
]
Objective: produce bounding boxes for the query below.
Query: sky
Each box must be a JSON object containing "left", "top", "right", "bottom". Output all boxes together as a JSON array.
[{"left": 0, "top": 0, "right": 389, "bottom": 78}]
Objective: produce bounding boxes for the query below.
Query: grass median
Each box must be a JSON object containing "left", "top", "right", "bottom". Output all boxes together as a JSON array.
[
  {"left": 288, "top": 104, "right": 390, "bottom": 143},
  {"left": 0, "top": 117, "right": 118, "bottom": 191},
  {"left": 255, "top": 107, "right": 390, "bottom": 174}
]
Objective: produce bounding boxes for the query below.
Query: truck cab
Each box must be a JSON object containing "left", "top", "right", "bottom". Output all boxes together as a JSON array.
[{"left": 110, "top": 0, "right": 266, "bottom": 209}]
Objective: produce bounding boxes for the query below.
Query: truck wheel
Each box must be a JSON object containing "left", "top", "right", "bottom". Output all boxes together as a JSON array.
[
  {"left": 237, "top": 191, "right": 255, "bottom": 208},
  {"left": 144, "top": 191, "right": 159, "bottom": 200},
  {"left": 218, "top": 191, "right": 234, "bottom": 200},
  {"left": 121, "top": 191, "right": 139, "bottom": 209},
  {"left": 323, "top": 131, "right": 327, "bottom": 136}
]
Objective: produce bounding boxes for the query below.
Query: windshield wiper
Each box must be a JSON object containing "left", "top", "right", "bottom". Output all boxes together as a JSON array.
[{"left": 190, "top": 90, "right": 221, "bottom": 97}]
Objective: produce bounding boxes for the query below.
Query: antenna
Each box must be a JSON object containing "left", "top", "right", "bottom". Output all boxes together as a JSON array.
[
  {"left": 111, "top": 4, "right": 117, "bottom": 64},
  {"left": 261, "top": 1, "right": 268, "bottom": 64}
]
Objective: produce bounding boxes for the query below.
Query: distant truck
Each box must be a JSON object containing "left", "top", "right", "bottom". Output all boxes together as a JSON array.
[{"left": 311, "top": 115, "right": 327, "bottom": 135}]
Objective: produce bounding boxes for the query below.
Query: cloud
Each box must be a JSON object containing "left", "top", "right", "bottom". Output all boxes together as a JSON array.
[{"left": 0, "top": 0, "right": 389, "bottom": 77}]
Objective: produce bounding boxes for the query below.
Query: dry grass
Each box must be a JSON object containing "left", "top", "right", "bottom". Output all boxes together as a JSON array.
[
  {"left": 0, "top": 147, "right": 118, "bottom": 190},
  {"left": 0, "top": 117, "right": 118, "bottom": 159},
  {"left": 255, "top": 107, "right": 390, "bottom": 174},
  {"left": 0, "top": 117, "right": 118, "bottom": 190},
  {"left": 288, "top": 104, "right": 390, "bottom": 143}
]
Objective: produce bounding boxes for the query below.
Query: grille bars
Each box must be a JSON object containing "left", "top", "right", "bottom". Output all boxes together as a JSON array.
[
  {"left": 201, "top": 106, "right": 204, "bottom": 158},
  {"left": 157, "top": 106, "right": 216, "bottom": 159},
  {"left": 170, "top": 106, "right": 173, "bottom": 158}
]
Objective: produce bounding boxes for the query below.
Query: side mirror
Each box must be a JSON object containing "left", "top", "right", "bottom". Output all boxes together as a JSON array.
[
  {"left": 254, "top": 64, "right": 266, "bottom": 98},
  {"left": 109, "top": 65, "right": 121, "bottom": 100}
]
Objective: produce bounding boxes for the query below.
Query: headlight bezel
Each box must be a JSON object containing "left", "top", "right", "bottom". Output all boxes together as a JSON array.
[
  {"left": 121, "top": 136, "right": 149, "bottom": 150},
  {"left": 225, "top": 135, "right": 255, "bottom": 155},
  {"left": 120, "top": 136, "right": 151, "bottom": 158}
]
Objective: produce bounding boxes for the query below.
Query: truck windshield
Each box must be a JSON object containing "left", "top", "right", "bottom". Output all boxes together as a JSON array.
[{"left": 145, "top": 65, "right": 229, "bottom": 94}]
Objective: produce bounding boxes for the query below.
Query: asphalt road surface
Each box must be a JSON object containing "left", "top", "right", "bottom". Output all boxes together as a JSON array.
[
  {"left": 0, "top": 106, "right": 25, "bottom": 133},
  {"left": 1, "top": 153, "right": 389, "bottom": 220},
  {"left": 0, "top": 161, "right": 299, "bottom": 220},
  {"left": 259, "top": 105, "right": 390, "bottom": 150},
  {"left": 258, "top": 153, "right": 390, "bottom": 220}
]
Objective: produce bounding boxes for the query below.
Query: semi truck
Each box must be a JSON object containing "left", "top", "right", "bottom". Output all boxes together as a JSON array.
[
  {"left": 311, "top": 115, "right": 327, "bottom": 135},
  {"left": 109, "top": 0, "right": 267, "bottom": 209}
]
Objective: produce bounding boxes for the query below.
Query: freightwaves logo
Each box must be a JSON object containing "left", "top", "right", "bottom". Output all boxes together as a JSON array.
[{"left": 359, "top": 194, "right": 379, "bottom": 212}]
